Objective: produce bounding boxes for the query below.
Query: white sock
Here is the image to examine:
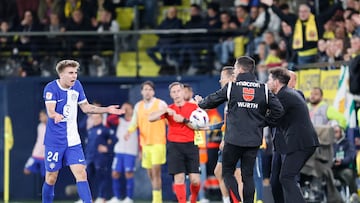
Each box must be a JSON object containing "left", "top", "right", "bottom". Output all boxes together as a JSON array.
[{"left": 223, "top": 196, "right": 230, "bottom": 203}]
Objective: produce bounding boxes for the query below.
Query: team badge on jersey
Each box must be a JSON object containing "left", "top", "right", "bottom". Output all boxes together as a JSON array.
[
  {"left": 46, "top": 92, "right": 53, "bottom": 100},
  {"left": 71, "top": 93, "right": 77, "bottom": 101}
]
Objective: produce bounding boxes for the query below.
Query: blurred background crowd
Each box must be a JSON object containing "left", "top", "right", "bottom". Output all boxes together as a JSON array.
[{"left": 0, "top": 0, "right": 358, "bottom": 78}]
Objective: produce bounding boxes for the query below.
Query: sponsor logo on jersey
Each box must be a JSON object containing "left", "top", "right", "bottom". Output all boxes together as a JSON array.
[
  {"left": 236, "top": 81, "right": 260, "bottom": 88},
  {"left": 237, "top": 102, "right": 259, "bottom": 109},
  {"left": 243, "top": 87, "right": 255, "bottom": 102}
]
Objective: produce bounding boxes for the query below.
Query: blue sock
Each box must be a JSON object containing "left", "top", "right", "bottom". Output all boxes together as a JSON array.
[
  {"left": 126, "top": 177, "right": 134, "bottom": 198},
  {"left": 112, "top": 178, "right": 121, "bottom": 199},
  {"left": 77, "top": 181, "right": 92, "bottom": 203},
  {"left": 42, "top": 182, "right": 54, "bottom": 203}
]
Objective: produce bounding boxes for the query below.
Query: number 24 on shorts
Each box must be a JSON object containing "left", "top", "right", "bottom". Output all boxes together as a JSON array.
[{"left": 47, "top": 151, "right": 59, "bottom": 162}]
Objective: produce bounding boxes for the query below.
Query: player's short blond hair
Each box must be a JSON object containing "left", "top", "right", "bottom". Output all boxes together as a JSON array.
[{"left": 55, "top": 60, "right": 80, "bottom": 74}]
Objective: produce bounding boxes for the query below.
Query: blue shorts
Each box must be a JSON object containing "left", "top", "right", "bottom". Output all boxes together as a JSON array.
[
  {"left": 24, "top": 156, "right": 45, "bottom": 176},
  {"left": 217, "top": 150, "right": 241, "bottom": 168},
  {"left": 44, "top": 144, "right": 86, "bottom": 172},
  {"left": 112, "top": 153, "right": 136, "bottom": 173}
]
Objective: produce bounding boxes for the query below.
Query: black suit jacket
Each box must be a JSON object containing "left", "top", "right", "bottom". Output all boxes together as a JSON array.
[{"left": 276, "top": 86, "right": 319, "bottom": 154}]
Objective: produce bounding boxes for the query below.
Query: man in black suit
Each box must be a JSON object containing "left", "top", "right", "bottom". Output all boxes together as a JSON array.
[
  {"left": 270, "top": 70, "right": 305, "bottom": 203},
  {"left": 267, "top": 68, "right": 319, "bottom": 203}
]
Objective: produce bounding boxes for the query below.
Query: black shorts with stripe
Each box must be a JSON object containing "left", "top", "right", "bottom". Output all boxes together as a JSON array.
[{"left": 167, "top": 141, "right": 200, "bottom": 175}]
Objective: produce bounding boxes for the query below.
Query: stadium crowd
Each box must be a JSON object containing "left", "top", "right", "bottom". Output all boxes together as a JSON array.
[{"left": 0, "top": 0, "right": 359, "bottom": 77}]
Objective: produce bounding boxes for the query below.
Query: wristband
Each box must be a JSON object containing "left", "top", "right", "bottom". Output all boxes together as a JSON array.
[{"left": 183, "top": 118, "right": 190, "bottom": 124}]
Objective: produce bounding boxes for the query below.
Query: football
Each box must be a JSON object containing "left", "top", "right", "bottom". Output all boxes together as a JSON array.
[{"left": 189, "top": 108, "right": 209, "bottom": 129}]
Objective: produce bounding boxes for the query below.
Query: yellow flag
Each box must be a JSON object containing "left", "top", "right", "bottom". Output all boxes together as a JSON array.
[
  {"left": 4, "top": 116, "right": 14, "bottom": 203},
  {"left": 4, "top": 116, "right": 14, "bottom": 150}
]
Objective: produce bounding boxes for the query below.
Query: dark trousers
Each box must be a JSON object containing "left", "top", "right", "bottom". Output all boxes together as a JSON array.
[
  {"left": 333, "top": 168, "right": 358, "bottom": 194},
  {"left": 270, "top": 150, "right": 285, "bottom": 203},
  {"left": 222, "top": 142, "right": 258, "bottom": 203},
  {"left": 87, "top": 162, "right": 97, "bottom": 199},
  {"left": 95, "top": 163, "right": 113, "bottom": 199},
  {"left": 280, "top": 147, "right": 316, "bottom": 203}
]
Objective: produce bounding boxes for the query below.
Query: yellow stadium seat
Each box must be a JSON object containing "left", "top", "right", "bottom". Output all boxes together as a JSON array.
[
  {"left": 116, "top": 52, "right": 137, "bottom": 77},
  {"left": 100, "top": 50, "right": 114, "bottom": 56},
  {"left": 116, "top": 7, "right": 135, "bottom": 30},
  {"left": 116, "top": 51, "right": 160, "bottom": 77},
  {"left": 137, "top": 34, "right": 159, "bottom": 51}
]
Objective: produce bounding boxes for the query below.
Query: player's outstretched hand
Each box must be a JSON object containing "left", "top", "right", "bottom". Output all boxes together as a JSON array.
[{"left": 107, "top": 105, "right": 125, "bottom": 115}]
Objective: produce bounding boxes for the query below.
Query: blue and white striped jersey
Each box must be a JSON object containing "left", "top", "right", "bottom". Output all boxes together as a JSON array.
[{"left": 43, "top": 80, "right": 87, "bottom": 147}]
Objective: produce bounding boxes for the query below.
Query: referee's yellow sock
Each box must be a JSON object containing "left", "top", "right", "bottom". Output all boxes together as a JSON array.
[{"left": 152, "top": 190, "right": 162, "bottom": 203}]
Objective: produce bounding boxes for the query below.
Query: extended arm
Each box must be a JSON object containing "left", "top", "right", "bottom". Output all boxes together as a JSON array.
[
  {"left": 127, "top": 103, "right": 139, "bottom": 133},
  {"left": 265, "top": 91, "right": 284, "bottom": 126},
  {"left": 261, "top": 0, "right": 295, "bottom": 25},
  {"left": 79, "top": 101, "right": 125, "bottom": 115},
  {"left": 198, "top": 86, "right": 228, "bottom": 109},
  {"left": 208, "top": 121, "right": 225, "bottom": 130},
  {"left": 149, "top": 107, "right": 171, "bottom": 122}
]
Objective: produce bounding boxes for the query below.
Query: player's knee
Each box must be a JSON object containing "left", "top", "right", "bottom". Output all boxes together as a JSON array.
[
  {"left": 189, "top": 174, "right": 200, "bottom": 185},
  {"left": 190, "top": 178, "right": 200, "bottom": 186},
  {"left": 234, "top": 169, "right": 242, "bottom": 181},
  {"left": 74, "top": 169, "right": 87, "bottom": 181},
  {"left": 23, "top": 169, "right": 31, "bottom": 175},
  {"left": 150, "top": 167, "right": 161, "bottom": 179},
  {"left": 214, "top": 164, "right": 222, "bottom": 180},
  {"left": 174, "top": 174, "right": 186, "bottom": 184},
  {"left": 46, "top": 173, "right": 58, "bottom": 184},
  {"left": 125, "top": 171, "right": 134, "bottom": 179},
  {"left": 112, "top": 171, "right": 121, "bottom": 179}
]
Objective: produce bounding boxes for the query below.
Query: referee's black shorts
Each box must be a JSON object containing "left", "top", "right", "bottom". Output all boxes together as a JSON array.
[{"left": 167, "top": 141, "right": 200, "bottom": 175}]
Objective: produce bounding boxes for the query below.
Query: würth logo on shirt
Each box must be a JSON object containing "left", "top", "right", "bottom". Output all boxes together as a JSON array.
[{"left": 242, "top": 88, "right": 255, "bottom": 102}]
